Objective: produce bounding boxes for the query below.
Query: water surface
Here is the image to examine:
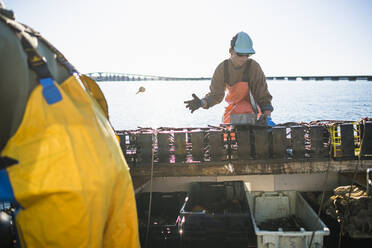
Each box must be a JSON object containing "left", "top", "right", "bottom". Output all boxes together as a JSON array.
[{"left": 98, "top": 80, "right": 372, "bottom": 130}]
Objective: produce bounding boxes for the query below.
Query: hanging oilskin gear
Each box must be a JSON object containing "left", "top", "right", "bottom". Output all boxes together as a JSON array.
[
  {"left": 223, "top": 60, "right": 262, "bottom": 124},
  {"left": 80, "top": 74, "right": 109, "bottom": 119},
  {"left": 0, "top": 14, "right": 140, "bottom": 248}
]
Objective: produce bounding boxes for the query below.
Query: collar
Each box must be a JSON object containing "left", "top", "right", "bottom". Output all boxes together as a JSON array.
[{"left": 229, "top": 58, "right": 249, "bottom": 70}]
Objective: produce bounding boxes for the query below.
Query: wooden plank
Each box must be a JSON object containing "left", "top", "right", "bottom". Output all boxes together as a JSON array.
[
  {"left": 252, "top": 128, "right": 269, "bottom": 159},
  {"left": 272, "top": 127, "right": 287, "bottom": 159},
  {"left": 174, "top": 132, "right": 187, "bottom": 162},
  {"left": 191, "top": 131, "right": 204, "bottom": 162},
  {"left": 237, "top": 128, "right": 252, "bottom": 160},
  {"left": 209, "top": 131, "right": 224, "bottom": 161},
  {"left": 340, "top": 124, "right": 355, "bottom": 158},
  {"left": 136, "top": 133, "right": 153, "bottom": 165},
  {"left": 157, "top": 133, "right": 170, "bottom": 163},
  {"left": 292, "top": 126, "right": 305, "bottom": 159}
]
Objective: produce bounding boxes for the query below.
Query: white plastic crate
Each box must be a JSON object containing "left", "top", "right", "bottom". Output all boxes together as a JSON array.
[{"left": 245, "top": 189, "right": 330, "bottom": 248}]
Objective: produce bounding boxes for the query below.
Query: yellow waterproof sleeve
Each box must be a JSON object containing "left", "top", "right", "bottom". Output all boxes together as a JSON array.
[{"left": 1, "top": 75, "right": 140, "bottom": 248}]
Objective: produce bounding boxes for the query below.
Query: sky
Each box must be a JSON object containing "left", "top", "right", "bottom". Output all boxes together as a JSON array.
[{"left": 3, "top": 0, "right": 372, "bottom": 77}]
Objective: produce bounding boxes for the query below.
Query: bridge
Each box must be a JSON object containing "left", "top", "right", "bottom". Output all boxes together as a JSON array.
[
  {"left": 85, "top": 72, "right": 209, "bottom": 82},
  {"left": 267, "top": 75, "right": 372, "bottom": 81},
  {"left": 85, "top": 72, "right": 372, "bottom": 82}
]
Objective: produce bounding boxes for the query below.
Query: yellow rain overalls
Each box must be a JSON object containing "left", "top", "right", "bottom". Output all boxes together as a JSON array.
[{"left": 0, "top": 13, "right": 140, "bottom": 248}]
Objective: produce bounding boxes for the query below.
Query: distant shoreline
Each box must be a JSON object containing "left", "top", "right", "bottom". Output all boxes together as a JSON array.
[{"left": 87, "top": 72, "right": 372, "bottom": 82}]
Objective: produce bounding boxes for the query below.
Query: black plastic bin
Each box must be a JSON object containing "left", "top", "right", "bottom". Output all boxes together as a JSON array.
[
  {"left": 178, "top": 181, "right": 257, "bottom": 248},
  {"left": 136, "top": 191, "right": 187, "bottom": 248}
]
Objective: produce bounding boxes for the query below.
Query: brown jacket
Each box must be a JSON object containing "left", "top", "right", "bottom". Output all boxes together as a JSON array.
[{"left": 203, "top": 58, "right": 273, "bottom": 112}]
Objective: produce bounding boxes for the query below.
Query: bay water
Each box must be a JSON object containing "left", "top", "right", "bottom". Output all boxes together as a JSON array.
[{"left": 98, "top": 80, "right": 372, "bottom": 131}]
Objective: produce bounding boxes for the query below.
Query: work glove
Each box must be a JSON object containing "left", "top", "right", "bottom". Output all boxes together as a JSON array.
[
  {"left": 184, "top": 93, "right": 202, "bottom": 113},
  {"left": 267, "top": 116, "right": 276, "bottom": 127},
  {"left": 257, "top": 114, "right": 276, "bottom": 127}
]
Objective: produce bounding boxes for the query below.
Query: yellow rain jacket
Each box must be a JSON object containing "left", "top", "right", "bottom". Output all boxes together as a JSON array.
[
  {"left": 1, "top": 75, "right": 140, "bottom": 248},
  {"left": 0, "top": 12, "right": 140, "bottom": 248}
]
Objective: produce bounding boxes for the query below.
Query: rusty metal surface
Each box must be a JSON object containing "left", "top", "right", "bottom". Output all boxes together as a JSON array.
[
  {"left": 157, "top": 132, "right": 170, "bottom": 163},
  {"left": 208, "top": 130, "right": 224, "bottom": 162},
  {"left": 252, "top": 128, "right": 270, "bottom": 159},
  {"left": 272, "top": 127, "right": 288, "bottom": 159},
  {"left": 191, "top": 131, "right": 204, "bottom": 162},
  {"left": 115, "top": 120, "right": 372, "bottom": 175},
  {"left": 309, "top": 125, "right": 327, "bottom": 158},
  {"left": 341, "top": 124, "right": 355, "bottom": 158},
  {"left": 136, "top": 133, "right": 152, "bottom": 165},
  {"left": 291, "top": 126, "right": 306, "bottom": 159},
  {"left": 236, "top": 128, "right": 252, "bottom": 160},
  {"left": 174, "top": 132, "right": 186, "bottom": 162},
  {"left": 130, "top": 159, "right": 372, "bottom": 177},
  {"left": 361, "top": 121, "right": 372, "bottom": 156}
]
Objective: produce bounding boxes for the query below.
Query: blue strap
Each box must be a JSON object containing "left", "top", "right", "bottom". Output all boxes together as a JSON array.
[
  {"left": 19, "top": 35, "right": 62, "bottom": 105},
  {"left": 0, "top": 170, "right": 16, "bottom": 202},
  {"left": 0, "top": 169, "right": 22, "bottom": 247},
  {"left": 39, "top": 78, "right": 62, "bottom": 104}
]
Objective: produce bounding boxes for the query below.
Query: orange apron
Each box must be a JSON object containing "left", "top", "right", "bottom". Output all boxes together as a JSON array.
[{"left": 223, "top": 82, "right": 255, "bottom": 124}]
